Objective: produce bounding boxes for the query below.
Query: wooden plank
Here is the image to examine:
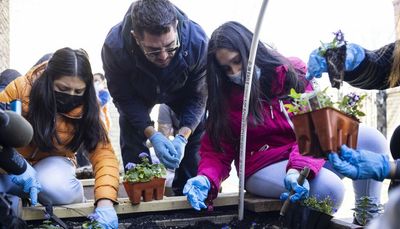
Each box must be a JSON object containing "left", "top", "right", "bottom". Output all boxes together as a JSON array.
[
  {"left": 79, "top": 178, "right": 94, "bottom": 187},
  {"left": 154, "top": 214, "right": 237, "bottom": 227},
  {"left": 22, "top": 193, "right": 239, "bottom": 221},
  {"left": 22, "top": 192, "right": 287, "bottom": 221},
  {"left": 330, "top": 219, "right": 364, "bottom": 229},
  {"left": 80, "top": 177, "right": 123, "bottom": 187},
  {"left": 244, "top": 193, "right": 282, "bottom": 212}
]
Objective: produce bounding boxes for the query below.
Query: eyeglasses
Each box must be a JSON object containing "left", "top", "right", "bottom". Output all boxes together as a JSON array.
[{"left": 137, "top": 33, "right": 180, "bottom": 59}]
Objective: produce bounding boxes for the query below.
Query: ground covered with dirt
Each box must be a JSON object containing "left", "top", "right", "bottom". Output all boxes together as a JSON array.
[
  {"left": 121, "top": 209, "right": 283, "bottom": 229},
  {"left": 28, "top": 208, "right": 286, "bottom": 228}
]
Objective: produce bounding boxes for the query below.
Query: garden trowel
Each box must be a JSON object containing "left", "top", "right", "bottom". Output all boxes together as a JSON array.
[
  {"left": 38, "top": 192, "right": 70, "bottom": 229},
  {"left": 279, "top": 166, "right": 310, "bottom": 227}
]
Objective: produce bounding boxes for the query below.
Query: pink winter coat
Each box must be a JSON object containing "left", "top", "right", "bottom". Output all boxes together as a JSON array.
[{"left": 198, "top": 59, "right": 325, "bottom": 199}]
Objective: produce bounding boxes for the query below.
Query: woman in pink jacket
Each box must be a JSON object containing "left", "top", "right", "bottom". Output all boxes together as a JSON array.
[{"left": 183, "top": 22, "right": 388, "bottom": 216}]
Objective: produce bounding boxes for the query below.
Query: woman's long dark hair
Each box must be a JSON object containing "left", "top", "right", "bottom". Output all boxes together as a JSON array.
[
  {"left": 206, "top": 21, "right": 306, "bottom": 151},
  {"left": 27, "top": 47, "right": 108, "bottom": 152}
]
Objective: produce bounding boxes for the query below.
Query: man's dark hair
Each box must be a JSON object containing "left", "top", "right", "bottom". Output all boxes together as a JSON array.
[{"left": 131, "top": 0, "right": 177, "bottom": 38}]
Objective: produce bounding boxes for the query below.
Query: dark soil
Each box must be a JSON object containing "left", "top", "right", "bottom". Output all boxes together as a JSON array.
[
  {"left": 325, "top": 45, "right": 347, "bottom": 89},
  {"left": 27, "top": 208, "right": 286, "bottom": 229},
  {"left": 121, "top": 209, "right": 284, "bottom": 229}
]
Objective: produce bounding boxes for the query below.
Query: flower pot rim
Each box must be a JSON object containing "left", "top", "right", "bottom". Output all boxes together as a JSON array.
[
  {"left": 123, "top": 177, "right": 166, "bottom": 184},
  {"left": 293, "top": 106, "right": 360, "bottom": 122},
  {"left": 304, "top": 206, "right": 334, "bottom": 217}
]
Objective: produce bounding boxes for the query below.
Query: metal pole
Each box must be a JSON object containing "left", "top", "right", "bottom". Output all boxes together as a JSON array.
[{"left": 238, "top": 0, "right": 269, "bottom": 221}]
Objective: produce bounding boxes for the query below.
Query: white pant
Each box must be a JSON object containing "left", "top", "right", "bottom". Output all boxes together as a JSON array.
[
  {"left": 0, "top": 156, "right": 84, "bottom": 205},
  {"left": 246, "top": 124, "right": 389, "bottom": 211}
]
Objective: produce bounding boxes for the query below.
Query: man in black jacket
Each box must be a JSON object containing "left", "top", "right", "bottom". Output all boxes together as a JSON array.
[{"left": 102, "top": 0, "right": 208, "bottom": 195}]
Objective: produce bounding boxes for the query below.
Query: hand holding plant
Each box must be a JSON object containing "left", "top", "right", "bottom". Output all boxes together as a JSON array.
[{"left": 82, "top": 212, "right": 102, "bottom": 229}]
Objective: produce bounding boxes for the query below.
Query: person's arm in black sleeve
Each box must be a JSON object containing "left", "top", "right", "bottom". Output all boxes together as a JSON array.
[
  {"left": 102, "top": 44, "right": 154, "bottom": 137},
  {"left": 389, "top": 159, "right": 400, "bottom": 179},
  {"left": 344, "top": 42, "right": 395, "bottom": 90},
  {"left": 0, "top": 146, "right": 27, "bottom": 175}
]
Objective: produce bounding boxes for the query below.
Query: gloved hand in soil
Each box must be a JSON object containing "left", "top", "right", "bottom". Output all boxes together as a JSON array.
[
  {"left": 305, "top": 43, "right": 365, "bottom": 80},
  {"left": 328, "top": 145, "right": 390, "bottom": 181},
  {"left": 280, "top": 169, "right": 310, "bottom": 203},
  {"left": 93, "top": 205, "right": 118, "bottom": 229},
  {"left": 149, "top": 132, "right": 180, "bottom": 169},
  {"left": 183, "top": 175, "right": 210, "bottom": 211},
  {"left": 171, "top": 134, "right": 188, "bottom": 164},
  {"left": 9, "top": 162, "right": 41, "bottom": 206}
]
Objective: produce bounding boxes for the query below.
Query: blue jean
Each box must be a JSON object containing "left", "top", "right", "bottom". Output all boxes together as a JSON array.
[
  {"left": 119, "top": 113, "right": 204, "bottom": 196},
  {"left": 0, "top": 156, "right": 84, "bottom": 205},
  {"left": 246, "top": 124, "right": 388, "bottom": 211}
]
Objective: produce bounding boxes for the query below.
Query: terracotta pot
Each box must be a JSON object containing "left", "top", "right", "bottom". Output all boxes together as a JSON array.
[
  {"left": 292, "top": 107, "right": 359, "bottom": 158},
  {"left": 123, "top": 177, "right": 166, "bottom": 204}
]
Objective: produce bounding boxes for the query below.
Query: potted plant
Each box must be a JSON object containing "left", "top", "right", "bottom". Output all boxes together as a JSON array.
[
  {"left": 352, "top": 196, "right": 383, "bottom": 226},
  {"left": 285, "top": 88, "right": 366, "bottom": 158},
  {"left": 123, "top": 152, "right": 167, "bottom": 204},
  {"left": 285, "top": 196, "right": 335, "bottom": 229}
]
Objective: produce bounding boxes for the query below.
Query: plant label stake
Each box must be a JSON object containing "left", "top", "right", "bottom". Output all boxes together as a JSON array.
[
  {"left": 238, "top": 0, "right": 269, "bottom": 221},
  {"left": 279, "top": 166, "right": 310, "bottom": 225}
]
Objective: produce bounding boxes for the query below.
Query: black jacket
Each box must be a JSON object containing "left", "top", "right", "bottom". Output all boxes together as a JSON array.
[
  {"left": 102, "top": 4, "right": 208, "bottom": 132},
  {"left": 345, "top": 42, "right": 395, "bottom": 90}
]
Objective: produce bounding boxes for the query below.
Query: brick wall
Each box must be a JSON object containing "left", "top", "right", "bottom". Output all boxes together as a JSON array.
[
  {"left": 394, "top": 0, "right": 400, "bottom": 38},
  {"left": 0, "top": 0, "right": 10, "bottom": 71}
]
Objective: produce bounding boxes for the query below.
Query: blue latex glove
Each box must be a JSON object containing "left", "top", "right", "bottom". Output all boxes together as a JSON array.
[
  {"left": 280, "top": 169, "right": 310, "bottom": 203},
  {"left": 328, "top": 145, "right": 390, "bottom": 181},
  {"left": 172, "top": 134, "right": 188, "bottom": 163},
  {"left": 305, "top": 43, "right": 366, "bottom": 80},
  {"left": 149, "top": 132, "right": 180, "bottom": 169},
  {"left": 183, "top": 175, "right": 210, "bottom": 211},
  {"left": 94, "top": 206, "right": 118, "bottom": 229},
  {"left": 9, "top": 162, "right": 41, "bottom": 206}
]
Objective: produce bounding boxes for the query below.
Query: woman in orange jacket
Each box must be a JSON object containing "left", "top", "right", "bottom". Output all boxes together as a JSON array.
[{"left": 0, "top": 48, "right": 120, "bottom": 228}]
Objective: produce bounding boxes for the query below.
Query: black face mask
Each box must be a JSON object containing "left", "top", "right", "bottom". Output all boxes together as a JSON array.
[{"left": 54, "top": 91, "right": 84, "bottom": 113}]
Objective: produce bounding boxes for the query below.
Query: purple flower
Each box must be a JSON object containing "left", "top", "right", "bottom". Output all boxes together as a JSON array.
[
  {"left": 139, "top": 152, "right": 149, "bottom": 158},
  {"left": 125, "top": 162, "right": 136, "bottom": 170},
  {"left": 88, "top": 212, "right": 100, "bottom": 222},
  {"left": 44, "top": 212, "right": 51, "bottom": 220},
  {"left": 334, "top": 30, "right": 345, "bottom": 43},
  {"left": 346, "top": 92, "right": 361, "bottom": 107}
]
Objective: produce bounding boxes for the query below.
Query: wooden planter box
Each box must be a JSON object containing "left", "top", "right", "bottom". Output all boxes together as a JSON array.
[
  {"left": 285, "top": 204, "right": 333, "bottom": 229},
  {"left": 292, "top": 107, "right": 359, "bottom": 158},
  {"left": 123, "top": 177, "right": 166, "bottom": 204}
]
